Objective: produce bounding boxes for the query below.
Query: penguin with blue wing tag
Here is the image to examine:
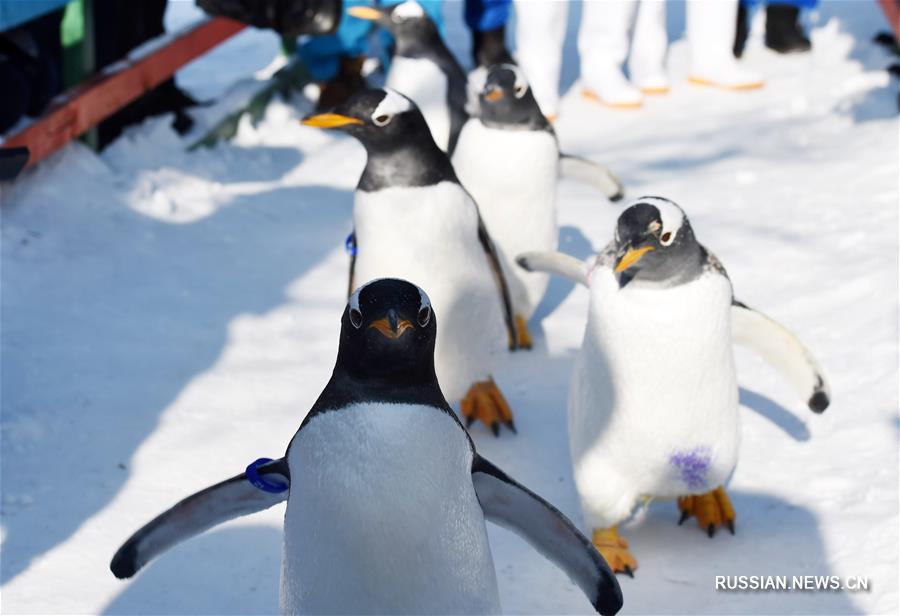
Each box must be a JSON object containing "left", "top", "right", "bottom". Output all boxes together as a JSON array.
[
  {"left": 517, "top": 196, "right": 830, "bottom": 575},
  {"left": 347, "top": 0, "right": 468, "bottom": 153},
  {"left": 453, "top": 64, "right": 624, "bottom": 348},
  {"left": 302, "top": 88, "right": 520, "bottom": 435},
  {"left": 110, "top": 279, "right": 623, "bottom": 616}
]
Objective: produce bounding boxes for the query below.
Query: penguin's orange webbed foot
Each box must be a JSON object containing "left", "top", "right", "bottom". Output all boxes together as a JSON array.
[
  {"left": 461, "top": 378, "right": 515, "bottom": 436},
  {"left": 592, "top": 527, "right": 637, "bottom": 577},
  {"left": 514, "top": 315, "right": 533, "bottom": 350},
  {"left": 677, "top": 486, "right": 736, "bottom": 537}
]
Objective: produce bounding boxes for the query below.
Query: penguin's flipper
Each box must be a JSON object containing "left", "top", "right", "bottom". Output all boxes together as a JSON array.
[
  {"left": 472, "top": 455, "right": 623, "bottom": 615},
  {"left": 516, "top": 251, "right": 590, "bottom": 287},
  {"left": 731, "top": 300, "right": 831, "bottom": 413},
  {"left": 446, "top": 72, "right": 469, "bottom": 155},
  {"left": 477, "top": 216, "right": 519, "bottom": 349},
  {"left": 558, "top": 154, "right": 625, "bottom": 202},
  {"left": 434, "top": 38, "right": 469, "bottom": 155},
  {"left": 110, "top": 458, "right": 289, "bottom": 579}
]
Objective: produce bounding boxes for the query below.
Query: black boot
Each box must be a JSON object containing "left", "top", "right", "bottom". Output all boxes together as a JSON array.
[
  {"left": 317, "top": 56, "right": 367, "bottom": 111},
  {"left": 765, "top": 4, "right": 811, "bottom": 54},
  {"left": 734, "top": 3, "right": 749, "bottom": 58},
  {"left": 473, "top": 26, "right": 514, "bottom": 67}
]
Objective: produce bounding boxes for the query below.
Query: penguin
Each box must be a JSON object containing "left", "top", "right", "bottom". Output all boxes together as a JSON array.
[
  {"left": 347, "top": 0, "right": 468, "bottom": 153},
  {"left": 452, "top": 64, "right": 625, "bottom": 348},
  {"left": 516, "top": 196, "right": 830, "bottom": 574},
  {"left": 302, "top": 88, "right": 518, "bottom": 435},
  {"left": 109, "top": 278, "right": 624, "bottom": 616}
]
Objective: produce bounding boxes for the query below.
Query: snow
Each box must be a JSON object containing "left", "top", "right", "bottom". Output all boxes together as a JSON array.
[{"left": 1, "top": 1, "right": 897, "bottom": 614}]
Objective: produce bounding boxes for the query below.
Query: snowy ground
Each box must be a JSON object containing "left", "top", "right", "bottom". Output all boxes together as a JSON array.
[{"left": 1, "top": 1, "right": 898, "bottom": 614}]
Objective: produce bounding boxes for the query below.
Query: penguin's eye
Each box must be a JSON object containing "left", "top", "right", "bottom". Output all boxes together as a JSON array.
[
  {"left": 349, "top": 308, "right": 363, "bottom": 329},
  {"left": 417, "top": 306, "right": 431, "bottom": 327},
  {"left": 660, "top": 231, "right": 675, "bottom": 246},
  {"left": 514, "top": 85, "right": 526, "bottom": 98},
  {"left": 373, "top": 114, "right": 392, "bottom": 127}
]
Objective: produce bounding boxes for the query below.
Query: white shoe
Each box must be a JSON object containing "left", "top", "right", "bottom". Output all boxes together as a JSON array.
[
  {"left": 687, "top": 0, "right": 764, "bottom": 90},
  {"left": 514, "top": 0, "right": 568, "bottom": 117},
  {"left": 578, "top": 0, "right": 643, "bottom": 108},
  {"left": 689, "top": 62, "right": 763, "bottom": 90},
  {"left": 630, "top": 0, "right": 669, "bottom": 94},
  {"left": 634, "top": 72, "right": 670, "bottom": 94},
  {"left": 583, "top": 66, "right": 644, "bottom": 108}
]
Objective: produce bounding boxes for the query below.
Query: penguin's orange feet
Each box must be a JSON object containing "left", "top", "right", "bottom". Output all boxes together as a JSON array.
[
  {"left": 592, "top": 527, "right": 637, "bottom": 577},
  {"left": 677, "top": 486, "right": 736, "bottom": 537},
  {"left": 514, "top": 315, "right": 533, "bottom": 350},
  {"left": 461, "top": 378, "right": 515, "bottom": 436}
]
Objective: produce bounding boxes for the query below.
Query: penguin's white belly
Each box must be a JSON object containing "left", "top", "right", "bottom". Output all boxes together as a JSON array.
[
  {"left": 387, "top": 57, "right": 451, "bottom": 150},
  {"left": 354, "top": 183, "right": 505, "bottom": 400},
  {"left": 282, "top": 403, "right": 500, "bottom": 615},
  {"left": 453, "top": 121, "right": 559, "bottom": 319},
  {"left": 569, "top": 269, "right": 739, "bottom": 526}
]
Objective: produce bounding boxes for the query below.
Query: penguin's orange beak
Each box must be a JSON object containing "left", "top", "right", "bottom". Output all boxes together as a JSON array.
[
  {"left": 368, "top": 317, "right": 414, "bottom": 339},
  {"left": 485, "top": 89, "right": 504, "bottom": 102},
  {"left": 301, "top": 114, "right": 363, "bottom": 129},
  {"left": 347, "top": 6, "right": 383, "bottom": 21},
  {"left": 614, "top": 246, "right": 654, "bottom": 273}
]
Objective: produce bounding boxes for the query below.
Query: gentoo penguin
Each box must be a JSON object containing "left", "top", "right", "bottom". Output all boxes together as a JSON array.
[
  {"left": 110, "top": 279, "right": 624, "bottom": 615},
  {"left": 347, "top": 0, "right": 467, "bottom": 153},
  {"left": 453, "top": 64, "right": 625, "bottom": 347},
  {"left": 517, "top": 196, "right": 830, "bottom": 574},
  {"left": 302, "top": 88, "right": 518, "bottom": 435}
]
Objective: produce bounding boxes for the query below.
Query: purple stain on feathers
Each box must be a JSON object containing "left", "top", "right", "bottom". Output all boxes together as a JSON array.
[{"left": 670, "top": 447, "right": 712, "bottom": 489}]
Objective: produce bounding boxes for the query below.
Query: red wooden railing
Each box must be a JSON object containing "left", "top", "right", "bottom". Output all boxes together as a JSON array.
[{"left": 1, "top": 17, "right": 245, "bottom": 172}]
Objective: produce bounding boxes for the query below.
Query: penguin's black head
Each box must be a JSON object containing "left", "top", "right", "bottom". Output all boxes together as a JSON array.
[
  {"left": 338, "top": 278, "right": 437, "bottom": 380},
  {"left": 612, "top": 197, "right": 704, "bottom": 286},
  {"left": 474, "top": 64, "right": 551, "bottom": 132},
  {"left": 346, "top": 0, "right": 439, "bottom": 48},
  {"left": 302, "top": 88, "right": 433, "bottom": 153}
]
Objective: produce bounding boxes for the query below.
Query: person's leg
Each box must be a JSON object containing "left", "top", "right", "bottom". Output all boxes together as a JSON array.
[
  {"left": 629, "top": 0, "right": 669, "bottom": 94},
  {"left": 765, "top": 0, "right": 815, "bottom": 53},
  {"left": 466, "top": 0, "right": 513, "bottom": 66},
  {"left": 579, "top": 0, "right": 643, "bottom": 108},
  {"left": 688, "top": 0, "right": 763, "bottom": 89},
  {"left": 0, "top": 53, "right": 31, "bottom": 133},
  {"left": 298, "top": 0, "right": 374, "bottom": 83},
  {"left": 514, "top": 0, "right": 568, "bottom": 118},
  {"left": 733, "top": 0, "right": 757, "bottom": 57}
]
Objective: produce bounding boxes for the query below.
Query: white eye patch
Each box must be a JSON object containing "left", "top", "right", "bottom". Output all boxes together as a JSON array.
[
  {"left": 392, "top": 0, "right": 425, "bottom": 20},
  {"left": 416, "top": 286, "right": 431, "bottom": 312},
  {"left": 488, "top": 63, "right": 528, "bottom": 98},
  {"left": 348, "top": 282, "right": 367, "bottom": 315},
  {"left": 347, "top": 279, "right": 431, "bottom": 316},
  {"left": 506, "top": 64, "right": 529, "bottom": 97},
  {"left": 635, "top": 195, "right": 685, "bottom": 238},
  {"left": 372, "top": 88, "right": 412, "bottom": 123}
]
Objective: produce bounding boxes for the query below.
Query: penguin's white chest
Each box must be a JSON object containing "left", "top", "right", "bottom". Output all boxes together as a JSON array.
[
  {"left": 387, "top": 57, "right": 450, "bottom": 150},
  {"left": 570, "top": 270, "right": 739, "bottom": 502},
  {"left": 452, "top": 121, "right": 559, "bottom": 317},
  {"left": 282, "top": 403, "right": 500, "bottom": 615},
  {"left": 353, "top": 183, "right": 505, "bottom": 400}
]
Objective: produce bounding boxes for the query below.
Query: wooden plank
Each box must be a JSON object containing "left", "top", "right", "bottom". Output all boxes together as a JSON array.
[{"left": 2, "top": 17, "right": 245, "bottom": 170}]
